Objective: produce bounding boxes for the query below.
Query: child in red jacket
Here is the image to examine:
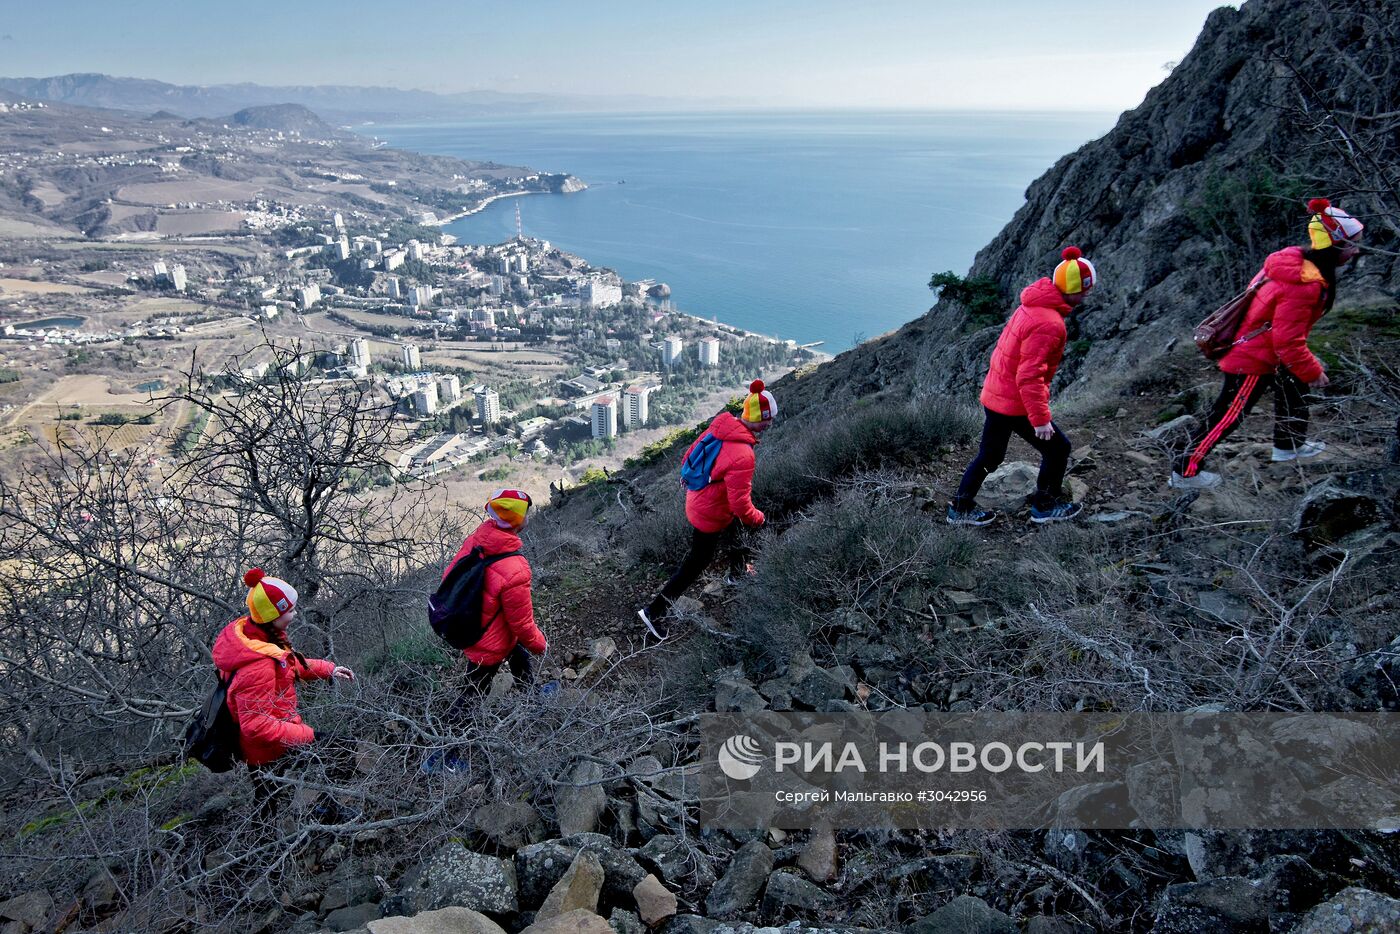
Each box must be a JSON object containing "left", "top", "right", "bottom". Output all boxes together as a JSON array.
[
  {"left": 445, "top": 489, "right": 548, "bottom": 692},
  {"left": 212, "top": 569, "right": 354, "bottom": 767},
  {"left": 1171, "top": 199, "right": 1364, "bottom": 489},
  {"left": 638, "top": 380, "right": 776, "bottom": 639},
  {"left": 948, "top": 247, "right": 1096, "bottom": 526}
]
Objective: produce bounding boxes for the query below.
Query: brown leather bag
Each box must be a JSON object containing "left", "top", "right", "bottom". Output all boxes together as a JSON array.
[{"left": 1193, "top": 277, "right": 1270, "bottom": 360}]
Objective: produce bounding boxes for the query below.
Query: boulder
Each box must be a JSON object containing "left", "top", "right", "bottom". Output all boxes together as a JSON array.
[
  {"left": 790, "top": 666, "right": 853, "bottom": 709},
  {"left": 555, "top": 760, "right": 609, "bottom": 836},
  {"left": 608, "top": 908, "right": 646, "bottom": 934},
  {"left": 1053, "top": 781, "right": 1134, "bottom": 827},
  {"left": 324, "top": 902, "right": 382, "bottom": 932},
  {"left": 320, "top": 872, "right": 382, "bottom": 914},
  {"left": 363, "top": 907, "right": 507, "bottom": 934},
  {"left": 537, "top": 851, "right": 604, "bottom": 921},
  {"left": 632, "top": 874, "right": 678, "bottom": 927},
  {"left": 704, "top": 840, "right": 773, "bottom": 920},
  {"left": 796, "top": 828, "right": 838, "bottom": 883},
  {"left": 638, "top": 834, "right": 717, "bottom": 892},
  {"left": 715, "top": 676, "right": 767, "bottom": 714},
  {"left": 1145, "top": 414, "right": 1198, "bottom": 440},
  {"left": 1342, "top": 636, "right": 1400, "bottom": 712},
  {"left": 391, "top": 843, "right": 518, "bottom": 915},
  {"left": 472, "top": 800, "right": 545, "bottom": 850},
  {"left": 908, "top": 896, "right": 1017, "bottom": 934},
  {"left": 888, "top": 855, "right": 978, "bottom": 892},
  {"left": 0, "top": 891, "right": 53, "bottom": 930},
  {"left": 659, "top": 917, "right": 719, "bottom": 934},
  {"left": 1293, "top": 482, "right": 1381, "bottom": 551},
  {"left": 518, "top": 835, "right": 647, "bottom": 909},
  {"left": 520, "top": 909, "right": 615, "bottom": 934},
  {"left": 760, "top": 870, "right": 834, "bottom": 921},
  {"left": 1025, "top": 917, "right": 1094, "bottom": 934},
  {"left": 981, "top": 461, "right": 1040, "bottom": 508},
  {"left": 1292, "top": 887, "right": 1400, "bottom": 933},
  {"left": 1251, "top": 855, "right": 1333, "bottom": 913},
  {"left": 1152, "top": 877, "right": 1269, "bottom": 933}
]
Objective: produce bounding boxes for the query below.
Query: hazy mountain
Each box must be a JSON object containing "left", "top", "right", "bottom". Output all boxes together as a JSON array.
[{"left": 0, "top": 73, "right": 699, "bottom": 122}]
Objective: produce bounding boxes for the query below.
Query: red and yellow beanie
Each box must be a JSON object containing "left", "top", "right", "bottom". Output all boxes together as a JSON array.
[
  {"left": 740, "top": 379, "right": 777, "bottom": 425},
  {"left": 1307, "top": 198, "right": 1364, "bottom": 250},
  {"left": 486, "top": 488, "right": 532, "bottom": 531},
  {"left": 244, "top": 568, "right": 298, "bottom": 626},
  {"left": 1052, "top": 246, "right": 1097, "bottom": 295}
]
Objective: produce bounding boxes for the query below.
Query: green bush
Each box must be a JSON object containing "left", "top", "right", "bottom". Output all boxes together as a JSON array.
[
  {"left": 94, "top": 412, "right": 130, "bottom": 426},
  {"left": 363, "top": 631, "right": 455, "bottom": 675},
  {"left": 929, "top": 271, "right": 1005, "bottom": 328},
  {"left": 0, "top": 368, "right": 20, "bottom": 384},
  {"left": 753, "top": 394, "right": 977, "bottom": 518}
]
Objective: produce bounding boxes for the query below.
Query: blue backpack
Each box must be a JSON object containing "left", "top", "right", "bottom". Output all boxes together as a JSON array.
[{"left": 681, "top": 432, "right": 724, "bottom": 491}]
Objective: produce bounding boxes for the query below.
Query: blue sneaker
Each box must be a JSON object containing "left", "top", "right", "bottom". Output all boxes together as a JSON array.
[
  {"left": 1030, "top": 501, "right": 1084, "bottom": 524},
  {"left": 946, "top": 504, "right": 997, "bottom": 527}
]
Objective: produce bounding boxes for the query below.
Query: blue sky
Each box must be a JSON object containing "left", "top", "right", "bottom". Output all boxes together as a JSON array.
[{"left": 2, "top": 1, "right": 1238, "bottom": 110}]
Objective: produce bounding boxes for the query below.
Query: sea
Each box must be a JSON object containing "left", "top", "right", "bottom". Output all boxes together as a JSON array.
[{"left": 365, "top": 111, "right": 1115, "bottom": 354}]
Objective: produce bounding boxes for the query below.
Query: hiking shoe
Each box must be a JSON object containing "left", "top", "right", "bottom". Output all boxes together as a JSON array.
[
  {"left": 946, "top": 504, "right": 998, "bottom": 527},
  {"left": 1271, "top": 440, "right": 1326, "bottom": 462},
  {"left": 637, "top": 607, "right": 668, "bottom": 641},
  {"left": 724, "top": 563, "right": 757, "bottom": 586},
  {"left": 1169, "top": 470, "right": 1222, "bottom": 490},
  {"left": 1029, "top": 501, "right": 1084, "bottom": 524}
]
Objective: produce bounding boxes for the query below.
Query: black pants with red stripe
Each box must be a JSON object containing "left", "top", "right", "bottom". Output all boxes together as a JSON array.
[{"left": 1175, "top": 369, "right": 1309, "bottom": 477}]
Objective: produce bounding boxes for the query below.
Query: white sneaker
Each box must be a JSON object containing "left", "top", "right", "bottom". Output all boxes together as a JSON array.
[
  {"left": 1271, "top": 440, "right": 1326, "bottom": 462},
  {"left": 637, "top": 608, "right": 668, "bottom": 641},
  {"left": 1169, "top": 470, "right": 1222, "bottom": 490}
]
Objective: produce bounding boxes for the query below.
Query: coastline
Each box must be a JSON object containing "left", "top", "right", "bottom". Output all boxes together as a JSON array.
[
  {"left": 670, "top": 308, "right": 832, "bottom": 363},
  {"left": 431, "top": 189, "right": 539, "bottom": 227}
]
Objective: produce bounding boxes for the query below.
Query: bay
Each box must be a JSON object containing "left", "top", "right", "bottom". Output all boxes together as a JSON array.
[{"left": 366, "top": 111, "right": 1113, "bottom": 353}]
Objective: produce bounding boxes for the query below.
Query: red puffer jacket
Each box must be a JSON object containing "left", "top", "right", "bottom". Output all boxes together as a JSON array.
[
  {"left": 684, "top": 412, "right": 765, "bottom": 534},
  {"left": 1217, "top": 246, "right": 1328, "bottom": 383},
  {"left": 445, "top": 521, "right": 546, "bottom": 666},
  {"left": 979, "top": 278, "right": 1071, "bottom": 427},
  {"left": 212, "top": 617, "right": 334, "bottom": 766}
]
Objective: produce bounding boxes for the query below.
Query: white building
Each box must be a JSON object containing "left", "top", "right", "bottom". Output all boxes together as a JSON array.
[
  {"left": 476, "top": 388, "right": 501, "bottom": 426},
  {"left": 296, "top": 284, "right": 322, "bottom": 309},
  {"left": 383, "top": 250, "right": 406, "bottom": 271},
  {"left": 332, "top": 238, "right": 350, "bottom": 261},
  {"left": 169, "top": 264, "right": 187, "bottom": 292},
  {"left": 662, "top": 336, "right": 684, "bottom": 368},
  {"left": 580, "top": 280, "right": 623, "bottom": 309},
  {"left": 401, "top": 344, "right": 421, "bottom": 369},
  {"left": 470, "top": 308, "right": 497, "bottom": 331},
  {"left": 591, "top": 397, "right": 618, "bottom": 439},
  {"left": 621, "top": 385, "right": 650, "bottom": 431},
  {"left": 699, "top": 337, "right": 720, "bottom": 367},
  {"left": 437, "top": 374, "right": 462, "bottom": 403},
  {"left": 408, "top": 285, "right": 436, "bottom": 308},
  {"left": 333, "top": 212, "right": 345, "bottom": 230},
  {"left": 386, "top": 276, "right": 402, "bottom": 300},
  {"left": 260, "top": 304, "right": 279, "bottom": 320},
  {"left": 406, "top": 240, "right": 425, "bottom": 262},
  {"left": 411, "top": 384, "right": 439, "bottom": 416},
  {"left": 349, "top": 338, "right": 371, "bottom": 374}
]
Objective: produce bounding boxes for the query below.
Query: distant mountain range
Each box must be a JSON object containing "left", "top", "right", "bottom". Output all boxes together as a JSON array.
[{"left": 0, "top": 73, "right": 714, "bottom": 123}]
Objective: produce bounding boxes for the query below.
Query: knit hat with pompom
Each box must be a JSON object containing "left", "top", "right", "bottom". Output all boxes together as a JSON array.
[
  {"left": 740, "top": 379, "right": 777, "bottom": 425},
  {"left": 1052, "top": 246, "right": 1098, "bottom": 295},
  {"left": 243, "top": 568, "right": 298, "bottom": 626},
  {"left": 1307, "top": 198, "right": 1364, "bottom": 250}
]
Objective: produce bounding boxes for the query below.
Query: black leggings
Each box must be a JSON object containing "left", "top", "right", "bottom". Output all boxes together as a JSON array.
[
  {"left": 954, "top": 408, "right": 1071, "bottom": 511},
  {"left": 1175, "top": 369, "right": 1309, "bottom": 476},
  {"left": 464, "top": 644, "right": 534, "bottom": 694},
  {"left": 646, "top": 524, "right": 750, "bottom": 619}
]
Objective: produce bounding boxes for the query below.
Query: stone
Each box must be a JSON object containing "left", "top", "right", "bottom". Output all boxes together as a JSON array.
[
  {"left": 638, "top": 835, "right": 717, "bottom": 890},
  {"left": 518, "top": 835, "right": 647, "bottom": 909},
  {"left": 1342, "top": 635, "right": 1400, "bottom": 711},
  {"left": 1251, "top": 855, "right": 1332, "bottom": 913},
  {"left": 704, "top": 840, "right": 773, "bottom": 920},
  {"left": 196, "top": 794, "right": 234, "bottom": 822},
  {"left": 324, "top": 903, "right": 382, "bottom": 932},
  {"left": 472, "top": 800, "right": 545, "bottom": 850},
  {"left": 760, "top": 870, "right": 834, "bottom": 921},
  {"left": 796, "top": 827, "right": 838, "bottom": 883},
  {"left": 715, "top": 676, "right": 767, "bottom": 713},
  {"left": 790, "top": 666, "right": 851, "bottom": 709},
  {"left": 1145, "top": 414, "right": 1198, "bottom": 439},
  {"left": 1151, "top": 877, "right": 1269, "bottom": 933},
  {"left": 365, "top": 907, "right": 508, "bottom": 934},
  {"left": 519, "top": 908, "right": 615, "bottom": 934},
  {"left": 321, "top": 874, "right": 381, "bottom": 914},
  {"left": 909, "top": 895, "right": 1017, "bottom": 934},
  {"left": 1053, "top": 781, "right": 1134, "bottom": 827},
  {"left": 1124, "top": 451, "right": 1157, "bottom": 467},
  {"left": 1026, "top": 917, "right": 1095, "bottom": 934},
  {"left": 980, "top": 461, "right": 1040, "bottom": 510},
  {"left": 1292, "top": 887, "right": 1400, "bottom": 933},
  {"left": 889, "top": 855, "right": 978, "bottom": 892},
  {"left": 1293, "top": 482, "right": 1381, "bottom": 551},
  {"left": 658, "top": 917, "right": 719, "bottom": 934},
  {"left": 555, "top": 760, "right": 609, "bottom": 836},
  {"left": 393, "top": 843, "right": 518, "bottom": 915},
  {"left": 632, "top": 874, "right": 678, "bottom": 927},
  {"left": 0, "top": 891, "right": 52, "bottom": 929},
  {"left": 537, "top": 851, "right": 604, "bottom": 921},
  {"left": 608, "top": 908, "right": 646, "bottom": 934}
]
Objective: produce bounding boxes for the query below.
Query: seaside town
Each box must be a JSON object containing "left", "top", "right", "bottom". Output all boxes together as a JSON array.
[{"left": 0, "top": 96, "right": 816, "bottom": 498}]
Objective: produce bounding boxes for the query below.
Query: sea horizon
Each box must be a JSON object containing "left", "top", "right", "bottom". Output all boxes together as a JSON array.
[{"left": 366, "top": 109, "right": 1115, "bottom": 353}]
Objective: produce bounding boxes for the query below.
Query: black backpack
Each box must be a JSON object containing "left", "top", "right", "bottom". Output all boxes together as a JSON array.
[
  {"left": 183, "top": 673, "right": 243, "bottom": 773},
  {"left": 429, "top": 547, "right": 522, "bottom": 650}
]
